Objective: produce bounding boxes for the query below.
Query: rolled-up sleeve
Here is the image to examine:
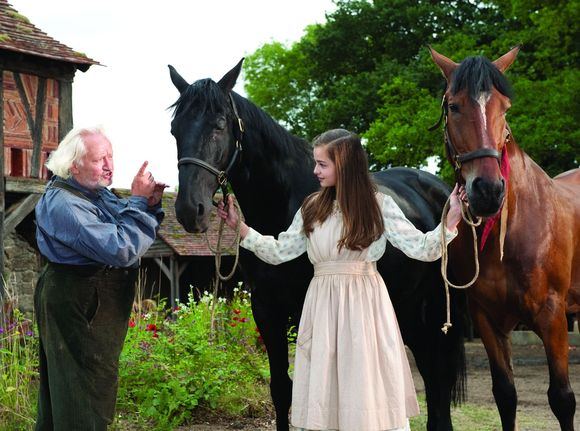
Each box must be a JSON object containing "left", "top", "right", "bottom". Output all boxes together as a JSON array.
[
  {"left": 381, "top": 194, "right": 457, "bottom": 262},
  {"left": 240, "top": 209, "right": 307, "bottom": 265}
]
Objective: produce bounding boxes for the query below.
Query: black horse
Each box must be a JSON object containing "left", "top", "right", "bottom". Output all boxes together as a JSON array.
[{"left": 168, "top": 59, "right": 467, "bottom": 431}]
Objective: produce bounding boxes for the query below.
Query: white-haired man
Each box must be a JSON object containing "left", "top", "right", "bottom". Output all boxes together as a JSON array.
[{"left": 34, "top": 126, "right": 167, "bottom": 430}]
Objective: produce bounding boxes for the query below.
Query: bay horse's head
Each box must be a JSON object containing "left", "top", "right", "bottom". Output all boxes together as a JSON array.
[
  {"left": 429, "top": 46, "right": 519, "bottom": 217},
  {"left": 168, "top": 59, "right": 244, "bottom": 232}
]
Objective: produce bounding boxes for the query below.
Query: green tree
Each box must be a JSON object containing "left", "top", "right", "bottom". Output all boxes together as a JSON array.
[{"left": 244, "top": 0, "right": 578, "bottom": 176}]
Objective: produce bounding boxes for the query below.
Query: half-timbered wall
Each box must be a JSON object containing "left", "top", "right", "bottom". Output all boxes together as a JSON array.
[{"left": 3, "top": 71, "right": 59, "bottom": 179}]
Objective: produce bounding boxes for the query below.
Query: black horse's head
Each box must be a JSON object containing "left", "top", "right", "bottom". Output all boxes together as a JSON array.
[
  {"left": 429, "top": 46, "right": 519, "bottom": 217},
  {"left": 169, "top": 59, "right": 244, "bottom": 232}
]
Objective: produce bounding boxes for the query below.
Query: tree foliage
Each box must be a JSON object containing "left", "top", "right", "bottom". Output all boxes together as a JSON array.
[{"left": 244, "top": 0, "right": 579, "bottom": 179}]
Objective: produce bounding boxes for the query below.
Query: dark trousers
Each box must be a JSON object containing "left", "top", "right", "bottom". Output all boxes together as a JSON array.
[{"left": 34, "top": 263, "right": 137, "bottom": 431}]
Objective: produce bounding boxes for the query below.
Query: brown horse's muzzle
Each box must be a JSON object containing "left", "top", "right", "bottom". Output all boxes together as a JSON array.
[{"left": 467, "top": 175, "right": 505, "bottom": 217}]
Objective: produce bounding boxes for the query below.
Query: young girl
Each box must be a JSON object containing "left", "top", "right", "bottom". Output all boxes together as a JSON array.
[{"left": 218, "top": 129, "right": 465, "bottom": 431}]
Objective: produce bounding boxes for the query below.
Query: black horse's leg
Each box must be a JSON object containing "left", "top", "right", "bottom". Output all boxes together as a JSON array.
[
  {"left": 402, "top": 312, "right": 456, "bottom": 431},
  {"left": 535, "top": 301, "right": 576, "bottom": 431},
  {"left": 252, "top": 288, "right": 292, "bottom": 431},
  {"left": 471, "top": 305, "right": 518, "bottom": 431}
]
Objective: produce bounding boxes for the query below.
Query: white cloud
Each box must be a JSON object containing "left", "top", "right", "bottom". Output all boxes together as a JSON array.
[{"left": 8, "top": 0, "right": 335, "bottom": 189}]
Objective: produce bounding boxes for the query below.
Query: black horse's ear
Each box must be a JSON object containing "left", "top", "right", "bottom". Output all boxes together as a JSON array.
[
  {"left": 217, "top": 58, "right": 244, "bottom": 93},
  {"left": 169, "top": 65, "right": 189, "bottom": 94}
]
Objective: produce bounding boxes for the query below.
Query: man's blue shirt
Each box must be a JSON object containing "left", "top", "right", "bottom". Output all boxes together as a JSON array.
[{"left": 35, "top": 176, "right": 163, "bottom": 267}]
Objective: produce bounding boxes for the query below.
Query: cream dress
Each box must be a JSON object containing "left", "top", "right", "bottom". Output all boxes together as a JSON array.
[{"left": 241, "top": 193, "right": 457, "bottom": 431}]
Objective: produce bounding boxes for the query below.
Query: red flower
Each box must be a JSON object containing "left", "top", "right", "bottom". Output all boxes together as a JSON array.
[
  {"left": 173, "top": 306, "right": 181, "bottom": 312},
  {"left": 146, "top": 323, "right": 158, "bottom": 332},
  {"left": 229, "top": 322, "right": 237, "bottom": 327},
  {"left": 152, "top": 332, "right": 159, "bottom": 338},
  {"left": 233, "top": 309, "right": 241, "bottom": 315},
  {"left": 232, "top": 316, "right": 239, "bottom": 321},
  {"left": 128, "top": 319, "right": 136, "bottom": 328},
  {"left": 240, "top": 317, "right": 249, "bottom": 323}
]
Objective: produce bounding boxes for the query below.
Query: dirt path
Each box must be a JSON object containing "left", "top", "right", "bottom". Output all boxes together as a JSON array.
[{"left": 182, "top": 340, "right": 580, "bottom": 430}]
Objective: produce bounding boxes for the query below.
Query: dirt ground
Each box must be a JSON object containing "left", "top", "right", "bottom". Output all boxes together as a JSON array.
[{"left": 181, "top": 340, "right": 580, "bottom": 430}]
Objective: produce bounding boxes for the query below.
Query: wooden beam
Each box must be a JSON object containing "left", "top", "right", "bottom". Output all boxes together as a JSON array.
[
  {"left": 0, "top": 51, "right": 77, "bottom": 81},
  {"left": 0, "top": 68, "right": 5, "bottom": 299},
  {"left": 13, "top": 72, "right": 46, "bottom": 178},
  {"left": 154, "top": 257, "right": 172, "bottom": 280},
  {"left": 4, "top": 194, "right": 41, "bottom": 235},
  {"left": 58, "top": 80, "right": 73, "bottom": 141},
  {"left": 30, "top": 77, "right": 47, "bottom": 177},
  {"left": 5, "top": 177, "right": 47, "bottom": 193}
]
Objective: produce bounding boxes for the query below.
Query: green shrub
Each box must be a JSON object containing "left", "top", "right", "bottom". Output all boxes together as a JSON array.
[{"left": 115, "top": 286, "right": 271, "bottom": 429}]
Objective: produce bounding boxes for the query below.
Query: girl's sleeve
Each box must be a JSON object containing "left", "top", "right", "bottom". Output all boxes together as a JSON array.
[
  {"left": 381, "top": 193, "right": 457, "bottom": 262},
  {"left": 240, "top": 209, "right": 307, "bottom": 265}
]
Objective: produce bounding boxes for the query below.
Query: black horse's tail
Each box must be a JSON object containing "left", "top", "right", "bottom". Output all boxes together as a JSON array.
[{"left": 448, "top": 286, "right": 468, "bottom": 405}]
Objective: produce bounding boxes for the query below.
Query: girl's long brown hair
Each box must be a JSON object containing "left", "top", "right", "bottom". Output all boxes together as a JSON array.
[{"left": 302, "top": 129, "right": 384, "bottom": 250}]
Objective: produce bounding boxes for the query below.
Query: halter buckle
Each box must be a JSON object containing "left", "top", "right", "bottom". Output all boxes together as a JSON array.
[{"left": 217, "top": 171, "right": 227, "bottom": 186}]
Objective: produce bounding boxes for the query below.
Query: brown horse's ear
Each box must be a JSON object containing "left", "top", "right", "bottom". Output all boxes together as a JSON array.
[
  {"left": 218, "top": 58, "right": 245, "bottom": 93},
  {"left": 428, "top": 46, "right": 458, "bottom": 81},
  {"left": 168, "top": 65, "right": 189, "bottom": 94},
  {"left": 493, "top": 45, "right": 521, "bottom": 73}
]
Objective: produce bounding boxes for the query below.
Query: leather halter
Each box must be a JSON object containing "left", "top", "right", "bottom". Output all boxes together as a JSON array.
[
  {"left": 430, "top": 96, "right": 503, "bottom": 179},
  {"left": 177, "top": 93, "right": 244, "bottom": 204}
]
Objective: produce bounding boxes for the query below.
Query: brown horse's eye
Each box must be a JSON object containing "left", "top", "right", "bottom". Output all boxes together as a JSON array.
[
  {"left": 449, "top": 104, "right": 460, "bottom": 113},
  {"left": 216, "top": 117, "right": 226, "bottom": 130}
]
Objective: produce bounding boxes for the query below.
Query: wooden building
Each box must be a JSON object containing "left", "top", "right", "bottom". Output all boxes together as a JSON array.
[
  {"left": 113, "top": 190, "right": 242, "bottom": 308},
  {"left": 0, "top": 0, "right": 98, "bottom": 297},
  {"left": 0, "top": 2, "right": 241, "bottom": 308}
]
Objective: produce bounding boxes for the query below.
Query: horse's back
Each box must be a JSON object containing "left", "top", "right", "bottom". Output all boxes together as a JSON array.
[
  {"left": 372, "top": 167, "right": 450, "bottom": 230},
  {"left": 554, "top": 167, "right": 580, "bottom": 184}
]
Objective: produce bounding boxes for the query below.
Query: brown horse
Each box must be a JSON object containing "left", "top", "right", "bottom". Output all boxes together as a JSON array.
[{"left": 429, "top": 46, "right": 580, "bottom": 430}]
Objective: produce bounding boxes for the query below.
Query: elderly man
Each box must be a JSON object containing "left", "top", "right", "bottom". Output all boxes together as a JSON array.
[{"left": 34, "top": 126, "right": 166, "bottom": 430}]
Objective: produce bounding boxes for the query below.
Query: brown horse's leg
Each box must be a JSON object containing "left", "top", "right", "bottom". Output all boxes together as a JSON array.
[
  {"left": 535, "top": 303, "right": 576, "bottom": 431},
  {"left": 471, "top": 305, "right": 518, "bottom": 431}
]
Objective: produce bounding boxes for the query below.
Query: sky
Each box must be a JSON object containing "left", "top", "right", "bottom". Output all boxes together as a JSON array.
[{"left": 9, "top": 0, "right": 337, "bottom": 189}]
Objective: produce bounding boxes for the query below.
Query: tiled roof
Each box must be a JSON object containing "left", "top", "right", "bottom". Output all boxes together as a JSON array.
[
  {"left": 112, "top": 189, "right": 241, "bottom": 257},
  {"left": 0, "top": 0, "right": 99, "bottom": 69}
]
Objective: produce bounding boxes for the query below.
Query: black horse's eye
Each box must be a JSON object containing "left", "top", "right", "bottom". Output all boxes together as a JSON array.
[
  {"left": 449, "top": 104, "right": 460, "bottom": 113},
  {"left": 216, "top": 117, "right": 226, "bottom": 130}
]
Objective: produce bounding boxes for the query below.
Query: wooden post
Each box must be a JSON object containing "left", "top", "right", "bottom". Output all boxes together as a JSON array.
[
  {"left": 58, "top": 80, "right": 73, "bottom": 141},
  {"left": 0, "top": 69, "right": 5, "bottom": 300}
]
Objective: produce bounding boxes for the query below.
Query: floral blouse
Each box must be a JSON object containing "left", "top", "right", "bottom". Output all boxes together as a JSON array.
[{"left": 241, "top": 192, "right": 457, "bottom": 265}]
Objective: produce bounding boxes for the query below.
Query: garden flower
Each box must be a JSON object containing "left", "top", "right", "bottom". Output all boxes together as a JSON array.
[
  {"left": 146, "top": 323, "right": 158, "bottom": 332},
  {"left": 128, "top": 319, "right": 136, "bottom": 328},
  {"left": 233, "top": 309, "right": 241, "bottom": 315},
  {"left": 240, "top": 317, "right": 249, "bottom": 323}
]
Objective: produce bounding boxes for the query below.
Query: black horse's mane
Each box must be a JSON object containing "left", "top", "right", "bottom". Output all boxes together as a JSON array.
[
  {"left": 451, "top": 56, "right": 513, "bottom": 100},
  {"left": 170, "top": 79, "right": 223, "bottom": 117}
]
